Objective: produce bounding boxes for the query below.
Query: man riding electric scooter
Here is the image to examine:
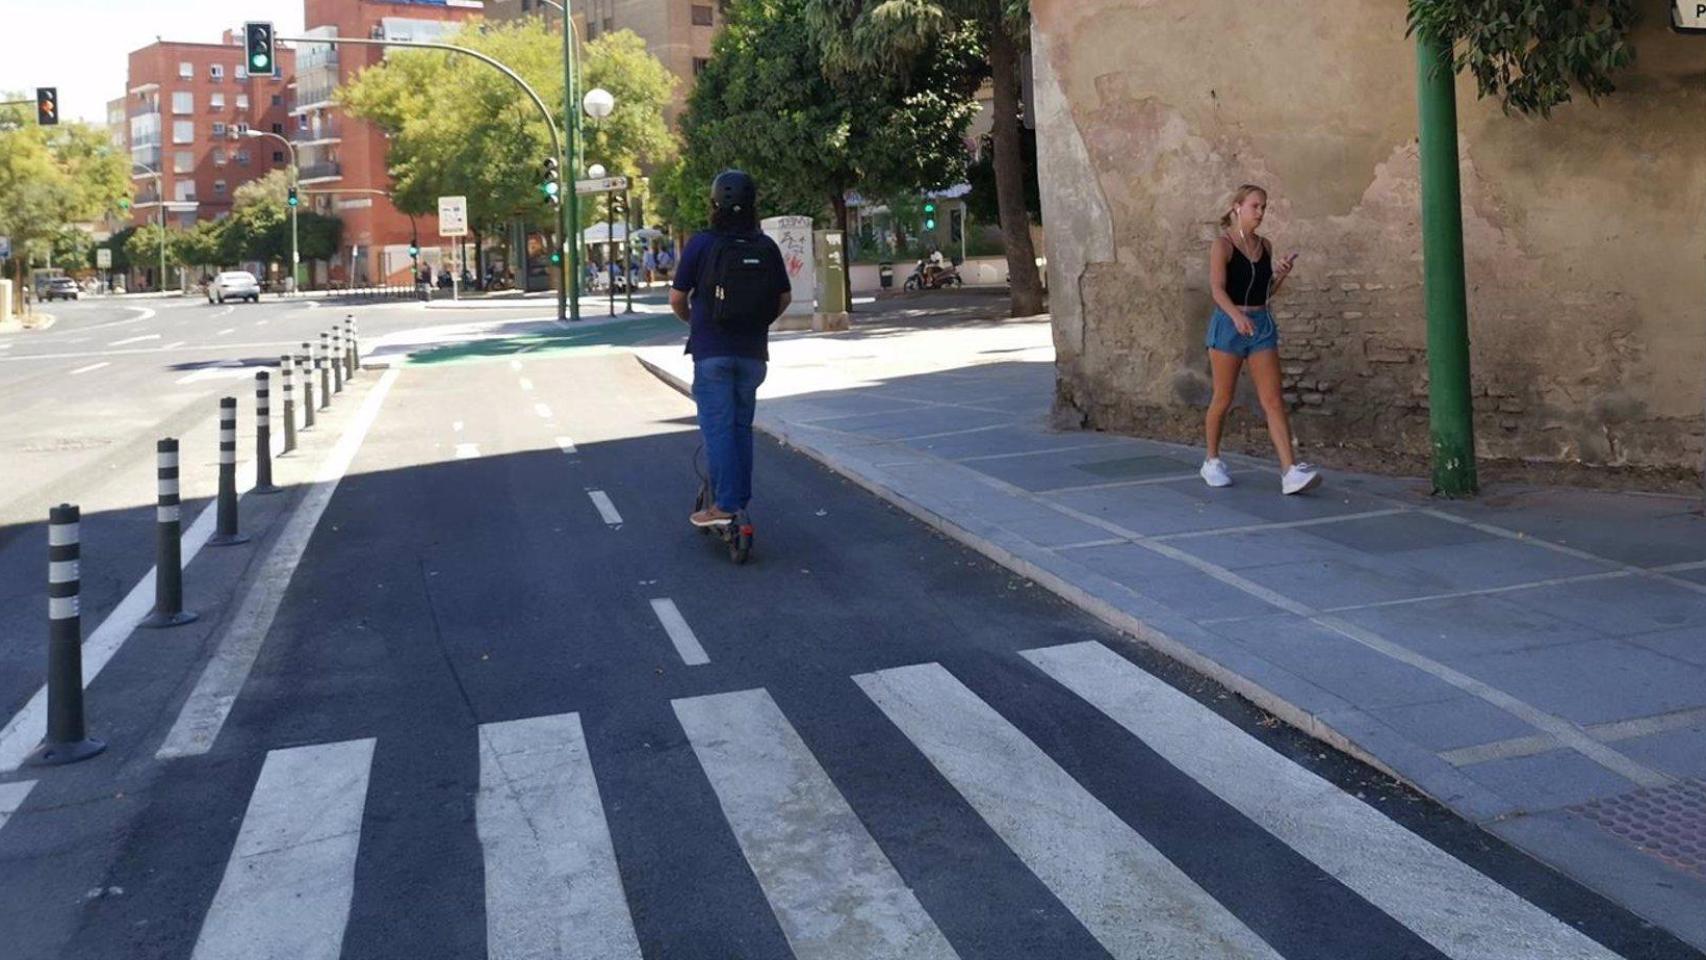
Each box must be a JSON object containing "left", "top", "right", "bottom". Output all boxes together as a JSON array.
[{"left": 671, "top": 170, "right": 793, "bottom": 530}]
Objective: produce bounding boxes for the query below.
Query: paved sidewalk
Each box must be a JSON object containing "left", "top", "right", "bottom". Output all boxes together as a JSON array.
[{"left": 637, "top": 312, "right": 1706, "bottom": 949}]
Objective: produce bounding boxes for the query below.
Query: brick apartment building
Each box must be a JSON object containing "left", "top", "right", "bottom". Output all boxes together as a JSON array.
[
  {"left": 295, "top": 0, "right": 485, "bottom": 285},
  {"left": 123, "top": 35, "right": 297, "bottom": 246}
]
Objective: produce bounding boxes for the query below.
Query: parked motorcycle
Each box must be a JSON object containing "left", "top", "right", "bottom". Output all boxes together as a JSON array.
[{"left": 903, "top": 256, "right": 963, "bottom": 291}]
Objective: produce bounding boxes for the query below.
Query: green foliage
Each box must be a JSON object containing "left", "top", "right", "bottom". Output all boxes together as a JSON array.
[
  {"left": 0, "top": 101, "right": 131, "bottom": 265},
  {"left": 124, "top": 222, "right": 172, "bottom": 270},
  {"left": 580, "top": 29, "right": 680, "bottom": 228},
  {"left": 105, "top": 226, "right": 138, "bottom": 272},
  {"left": 1407, "top": 0, "right": 1639, "bottom": 116},
  {"left": 965, "top": 124, "right": 1038, "bottom": 226}
]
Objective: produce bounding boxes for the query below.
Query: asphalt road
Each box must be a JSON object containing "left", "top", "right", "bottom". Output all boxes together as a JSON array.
[{"left": 0, "top": 329, "right": 1697, "bottom": 959}]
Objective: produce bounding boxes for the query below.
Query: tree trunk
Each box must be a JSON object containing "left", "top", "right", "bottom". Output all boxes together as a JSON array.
[
  {"left": 831, "top": 190, "right": 853, "bottom": 311},
  {"left": 473, "top": 227, "right": 484, "bottom": 288},
  {"left": 986, "top": 19, "right": 1044, "bottom": 317}
]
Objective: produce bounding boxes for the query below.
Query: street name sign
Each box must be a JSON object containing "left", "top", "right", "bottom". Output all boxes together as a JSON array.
[
  {"left": 96, "top": 248, "right": 112, "bottom": 269},
  {"left": 1677, "top": 0, "right": 1706, "bottom": 32},
  {"left": 438, "top": 195, "right": 468, "bottom": 237},
  {"left": 575, "top": 176, "right": 629, "bottom": 196}
]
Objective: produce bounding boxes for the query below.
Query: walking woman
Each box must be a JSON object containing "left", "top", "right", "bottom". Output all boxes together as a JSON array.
[{"left": 1199, "top": 184, "right": 1321, "bottom": 495}]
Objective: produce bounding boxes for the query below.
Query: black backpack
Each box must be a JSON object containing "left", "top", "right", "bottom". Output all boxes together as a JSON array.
[{"left": 700, "top": 234, "right": 776, "bottom": 336}]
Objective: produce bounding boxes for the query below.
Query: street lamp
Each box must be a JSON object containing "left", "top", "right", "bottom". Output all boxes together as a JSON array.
[
  {"left": 130, "top": 161, "right": 167, "bottom": 295},
  {"left": 581, "top": 87, "right": 622, "bottom": 316},
  {"left": 537, "top": 0, "right": 584, "bottom": 321},
  {"left": 586, "top": 163, "right": 606, "bottom": 179},
  {"left": 243, "top": 129, "right": 300, "bottom": 295},
  {"left": 582, "top": 87, "right": 614, "bottom": 121}
]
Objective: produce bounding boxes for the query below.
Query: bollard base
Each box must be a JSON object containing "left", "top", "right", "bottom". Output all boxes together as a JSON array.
[
  {"left": 252, "top": 483, "right": 283, "bottom": 496},
  {"left": 25, "top": 737, "right": 106, "bottom": 767},
  {"left": 207, "top": 532, "right": 250, "bottom": 547},
  {"left": 141, "top": 609, "right": 199, "bottom": 629}
]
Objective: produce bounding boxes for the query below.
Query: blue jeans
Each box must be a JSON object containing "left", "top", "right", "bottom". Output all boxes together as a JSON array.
[{"left": 693, "top": 356, "right": 767, "bottom": 512}]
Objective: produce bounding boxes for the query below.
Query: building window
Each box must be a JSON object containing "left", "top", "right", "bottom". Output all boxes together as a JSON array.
[
  {"left": 235, "top": 149, "right": 251, "bottom": 166},
  {"left": 692, "top": 57, "right": 710, "bottom": 76},
  {"left": 178, "top": 61, "right": 193, "bottom": 79},
  {"left": 271, "top": 94, "right": 283, "bottom": 106},
  {"left": 236, "top": 93, "right": 249, "bottom": 110},
  {"left": 297, "top": 114, "right": 309, "bottom": 130},
  {"left": 210, "top": 93, "right": 225, "bottom": 111},
  {"left": 692, "top": 4, "right": 714, "bottom": 26},
  {"left": 173, "top": 120, "right": 194, "bottom": 144},
  {"left": 273, "top": 151, "right": 285, "bottom": 163},
  {"left": 235, "top": 122, "right": 249, "bottom": 135},
  {"left": 602, "top": 17, "right": 613, "bottom": 31},
  {"left": 214, "top": 180, "right": 227, "bottom": 196},
  {"left": 236, "top": 63, "right": 247, "bottom": 80},
  {"left": 172, "top": 91, "right": 194, "bottom": 115},
  {"left": 174, "top": 180, "right": 196, "bottom": 202},
  {"left": 211, "top": 122, "right": 227, "bottom": 138},
  {"left": 271, "top": 122, "right": 283, "bottom": 134},
  {"left": 210, "top": 64, "right": 225, "bottom": 81},
  {"left": 173, "top": 150, "right": 195, "bottom": 173},
  {"left": 213, "top": 147, "right": 227, "bottom": 166},
  {"left": 587, "top": 21, "right": 599, "bottom": 39}
]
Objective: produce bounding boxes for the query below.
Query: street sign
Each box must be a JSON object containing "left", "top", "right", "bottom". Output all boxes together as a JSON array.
[
  {"left": 438, "top": 195, "right": 468, "bottom": 237},
  {"left": 1675, "top": 0, "right": 1706, "bottom": 32},
  {"left": 96, "top": 248, "right": 112, "bottom": 269},
  {"left": 575, "top": 176, "right": 629, "bottom": 196}
]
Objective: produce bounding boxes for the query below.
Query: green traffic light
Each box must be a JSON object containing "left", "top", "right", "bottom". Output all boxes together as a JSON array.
[
  {"left": 550, "top": 252, "right": 563, "bottom": 265},
  {"left": 251, "top": 53, "right": 270, "bottom": 71}
]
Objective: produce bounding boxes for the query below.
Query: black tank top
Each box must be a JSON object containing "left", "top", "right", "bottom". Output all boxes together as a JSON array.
[{"left": 1226, "top": 239, "right": 1272, "bottom": 307}]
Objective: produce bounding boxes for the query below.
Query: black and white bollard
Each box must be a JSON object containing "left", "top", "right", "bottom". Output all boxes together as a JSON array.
[
  {"left": 331, "top": 328, "right": 345, "bottom": 393},
  {"left": 208, "top": 397, "right": 249, "bottom": 546},
  {"left": 26, "top": 504, "right": 106, "bottom": 766},
  {"left": 344, "top": 316, "right": 358, "bottom": 376},
  {"left": 318, "top": 333, "right": 332, "bottom": 404},
  {"left": 142, "top": 439, "right": 197, "bottom": 629},
  {"left": 280, "top": 355, "right": 297, "bottom": 455},
  {"left": 254, "top": 372, "right": 280, "bottom": 495},
  {"left": 300, "top": 346, "right": 317, "bottom": 428}
]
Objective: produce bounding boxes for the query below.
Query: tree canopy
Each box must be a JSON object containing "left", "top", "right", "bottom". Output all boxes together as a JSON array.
[{"left": 0, "top": 100, "right": 130, "bottom": 266}]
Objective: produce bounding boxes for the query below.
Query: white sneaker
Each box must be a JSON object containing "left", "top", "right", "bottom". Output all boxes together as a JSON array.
[
  {"left": 1281, "top": 463, "right": 1322, "bottom": 495},
  {"left": 1200, "top": 458, "right": 1232, "bottom": 488}
]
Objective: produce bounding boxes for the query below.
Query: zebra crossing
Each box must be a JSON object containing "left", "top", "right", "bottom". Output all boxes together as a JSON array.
[{"left": 26, "top": 641, "right": 1642, "bottom": 959}]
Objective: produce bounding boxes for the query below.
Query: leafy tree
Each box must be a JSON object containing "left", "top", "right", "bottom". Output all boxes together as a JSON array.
[
  {"left": 220, "top": 169, "right": 342, "bottom": 270},
  {"left": 0, "top": 99, "right": 130, "bottom": 292},
  {"left": 1407, "top": 0, "right": 1640, "bottom": 116},
  {"left": 579, "top": 29, "right": 680, "bottom": 228},
  {"left": 105, "top": 225, "right": 138, "bottom": 272},
  {"left": 803, "top": 0, "right": 1045, "bottom": 316},
  {"left": 124, "top": 222, "right": 174, "bottom": 279}
]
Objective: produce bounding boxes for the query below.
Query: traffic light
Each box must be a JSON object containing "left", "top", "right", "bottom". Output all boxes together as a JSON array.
[
  {"left": 408, "top": 242, "right": 420, "bottom": 259},
  {"left": 286, "top": 186, "right": 299, "bottom": 207},
  {"left": 245, "top": 22, "right": 276, "bottom": 76},
  {"left": 541, "top": 157, "right": 561, "bottom": 205},
  {"left": 923, "top": 200, "right": 937, "bottom": 232},
  {"left": 35, "top": 87, "right": 58, "bottom": 126},
  {"left": 549, "top": 249, "right": 563, "bottom": 266}
]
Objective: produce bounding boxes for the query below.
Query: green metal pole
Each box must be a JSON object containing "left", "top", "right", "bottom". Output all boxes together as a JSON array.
[
  {"left": 562, "top": 8, "right": 582, "bottom": 322},
  {"left": 1415, "top": 29, "right": 1478, "bottom": 497}
]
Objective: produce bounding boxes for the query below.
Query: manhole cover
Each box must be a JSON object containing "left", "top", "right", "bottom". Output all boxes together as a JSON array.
[
  {"left": 1075, "top": 456, "right": 1193, "bottom": 480},
  {"left": 1571, "top": 778, "right": 1706, "bottom": 878}
]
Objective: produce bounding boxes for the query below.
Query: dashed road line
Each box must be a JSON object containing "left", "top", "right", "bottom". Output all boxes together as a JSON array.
[
  {"left": 649, "top": 598, "right": 710, "bottom": 665},
  {"left": 163, "top": 340, "right": 186, "bottom": 350},
  {"left": 69, "top": 361, "right": 110, "bottom": 375},
  {"left": 110, "top": 333, "right": 161, "bottom": 346},
  {"left": 519, "top": 377, "right": 534, "bottom": 391},
  {"left": 587, "top": 490, "right": 623, "bottom": 527},
  {"left": 556, "top": 436, "right": 577, "bottom": 454},
  {"left": 217, "top": 327, "right": 235, "bottom": 336},
  {"left": 534, "top": 402, "right": 553, "bottom": 419},
  {"left": 455, "top": 443, "right": 480, "bottom": 459}
]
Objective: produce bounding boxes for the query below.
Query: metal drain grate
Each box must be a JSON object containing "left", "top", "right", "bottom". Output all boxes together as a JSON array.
[{"left": 1571, "top": 778, "right": 1706, "bottom": 878}]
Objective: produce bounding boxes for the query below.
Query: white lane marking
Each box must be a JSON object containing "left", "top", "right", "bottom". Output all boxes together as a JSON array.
[
  {"left": 0, "top": 780, "right": 37, "bottom": 833},
  {"left": 455, "top": 443, "right": 480, "bottom": 459},
  {"left": 856, "top": 662, "right": 1279, "bottom": 960},
  {"left": 0, "top": 342, "right": 12, "bottom": 350},
  {"left": 216, "top": 327, "right": 236, "bottom": 336},
  {"left": 175, "top": 364, "right": 253, "bottom": 385},
  {"left": 69, "top": 361, "right": 111, "bottom": 375},
  {"left": 163, "top": 340, "right": 186, "bottom": 350},
  {"left": 555, "top": 436, "right": 577, "bottom": 455},
  {"left": 519, "top": 377, "right": 534, "bottom": 391},
  {"left": 255, "top": 319, "right": 269, "bottom": 327},
  {"left": 673, "top": 689, "right": 959, "bottom": 960},
  {"left": 157, "top": 368, "right": 401, "bottom": 759},
  {"left": 649, "top": 599, "right": 710, "bottom": 666},
  {"left": 190, "top": 739, "right": 375, "bottom": 960},
  {"left": 533, "top": 402, "right": 553, "bottom": 419},
  {"left": 587, "top": 490, "right": 623, "bottom": 527},
  {"left": 65, "top": 337, "right": 90, "bottom": 344},
  {"left": 508, "top": 359, "right": 523, "bottom": 371},
  {"left": 130, "top": 306, "right": 157, "bottom": 322},
  {"left": 477, "top": 713, "right": 642, "bottom": 960},
  {"left": 213, "top": 306, "right": 234, "bottom": 318},
  {"left": 110, "top": 334, "right": 161, "bottom": 347},
  {"left": 1025, "top": 642, "right": 1627, "bottom": 960},
  {"left": 453, "top": 420, "right": 465, "bottom": 433}
]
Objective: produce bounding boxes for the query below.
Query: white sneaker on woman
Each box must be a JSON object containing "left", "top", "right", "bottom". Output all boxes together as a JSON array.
[
  {"left": 1200, "top": 458, "right": 1232, "bottom": 488},
  {"left": 1281, "top": 463, "right": 1322, "bottom": 495}
]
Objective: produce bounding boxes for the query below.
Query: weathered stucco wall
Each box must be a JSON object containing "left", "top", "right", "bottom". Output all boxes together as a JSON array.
[{"left": 1034, "top": 0, "right": 1706, "bottom": 475}]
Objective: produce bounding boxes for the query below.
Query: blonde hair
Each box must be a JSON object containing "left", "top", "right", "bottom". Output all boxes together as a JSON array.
[{"left": 1218, "top": 185, "right": 1268, "bottom": 229}]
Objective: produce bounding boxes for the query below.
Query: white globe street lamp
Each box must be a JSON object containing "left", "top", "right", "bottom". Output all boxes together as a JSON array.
[
  {"left": 587, "top": 163, "right": 607, "bottom": 180},
  {"left": 582, "top": 87, "right": 615, "bottom": 120}
]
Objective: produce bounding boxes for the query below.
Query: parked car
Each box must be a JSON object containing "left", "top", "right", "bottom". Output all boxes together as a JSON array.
[
  {"left": 39, "top": 277, "right": 81, "bottom": 301},
  {"left": 208, "top": 271, "right": 262, "bottom": 304}
]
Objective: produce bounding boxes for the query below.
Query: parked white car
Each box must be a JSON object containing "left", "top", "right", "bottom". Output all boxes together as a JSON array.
[{"left": 208, "top": 271, "right": 261, "bottom": 304}]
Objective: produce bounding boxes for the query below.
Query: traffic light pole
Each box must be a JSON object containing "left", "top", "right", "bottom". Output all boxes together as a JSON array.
[
  {"left": 538, "top": 0, "right": 582, "bottom": 322},
  {"left": 275, "top": 33, "right": 567, "bottom": 319},
  {"left": 247, "top": 131, "right": 299, "bottom": 294}
]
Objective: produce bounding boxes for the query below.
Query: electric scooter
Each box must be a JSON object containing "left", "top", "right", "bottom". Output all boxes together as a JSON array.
[{"left": 692, "top": 446, "right": 753, "bottom": 564}]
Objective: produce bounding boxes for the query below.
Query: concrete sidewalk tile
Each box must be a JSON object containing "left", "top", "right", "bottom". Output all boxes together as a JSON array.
[
  {"left": 1334, "top": 594, "right": 1604, "bottom": 661},
  {"left": 1363, "top": 694, "right": 1541, "bottom": 753},
  {"left": 1069, "top": 454, "right": 1201, "bottom": 481},
  {"left": 818, "top": 406, "right": 1016, "bottom": 442},
  {"left": 1060, "top": 541, "right": 1199, "bottom": 580},
  {"left": 1234, "top": 556, "right": 1456, "bottom": 608},
  {"left": 1616, "top": 725, "right": 1706, "bottom": 780},
  {"left": 1624, "top": 625, "right": 1706, "bottom": 668},
  {"left": 1208, "top": 613, "right": 1469, "bottom": 710},
  {"left": 1167, "top": 527, "right": 1364, "bottom": 570},
  {"left": 1457, "top": 747, "right": 1639, "bottom": 813},
  {"left": 975, "top": 452, "right": 1194, "bottom": 493},
  {"left": 771, "top": 394, "right": 933, "bottom": 422},
  {"left": 1300, "top": 511, "right": 1496, "bottom": 553},
  {"left": 1046, "top": 485, "right": 1266, "bottom": 537},
  {"left": 1385, "top": 539, "right": 1620, "bottom": 592},
  {"left": 989, "top": 510, "right": 1132, "bottom": 550},
  {"left": 1432, "top": 490, "right": 1706, "bottom": 569},
  {"left": 1171, "top": 479, "right": 1395, "bottom": 524},
  {"left": 1501, "top": 576, "right": 1706, "bottom": 637},
  {"left": 913, "top": 426, "right": 1124, "bottom": 461},
  {"left": 1456, "top": 639, "right": 1706, "bottom": 727},
  {"left": 1119, "top": 570, "right": 1287, "bottom": 620},
  {"left": 1314, "top": 706, "right": 1521, "bottom": 822}
]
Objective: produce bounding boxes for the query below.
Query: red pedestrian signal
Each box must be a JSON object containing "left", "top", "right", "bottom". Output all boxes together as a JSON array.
[{"left": 36, "top": 87, "right": 58, "bottom": 126}]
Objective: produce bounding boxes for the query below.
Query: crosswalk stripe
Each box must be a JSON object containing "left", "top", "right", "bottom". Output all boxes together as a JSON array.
[
  {"left": 0, "top": 780, "right": 36, "bottom": 834},
  {"left": 649, "top": 598, "right": 710, "bottom": 665},
  {"left": 191, "top": 738, "right": 375, "bottom": 960},
  {"left": 673, "top": 688, "right": 959, "bottom": 960},
  {"left": 477, "top": 713, "right": 642, "bottom": 960},
  {"left": 1024, "top": 642, "right": 1626, "bottom": 960},
  {"left": 856, "top": 662, "right": 1283, "bottom": 960},
  {"left": 587, "top": 490, "right": 623, "bottom": 527}
]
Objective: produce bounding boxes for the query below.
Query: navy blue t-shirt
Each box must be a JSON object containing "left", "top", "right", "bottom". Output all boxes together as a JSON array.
[{"left": 673, "top": 228, "right": 792, "bottom": 361}]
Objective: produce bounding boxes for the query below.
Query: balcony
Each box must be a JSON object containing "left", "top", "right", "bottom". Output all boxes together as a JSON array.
[
  {"left": 130, "top": 144, "right": 162, "bottom": 170},
  {"left": 298, "top": 161, "right": 343, "bottom": 183},
  {"left": 292, "top": 119, "right": 341, "bottom": 146}
]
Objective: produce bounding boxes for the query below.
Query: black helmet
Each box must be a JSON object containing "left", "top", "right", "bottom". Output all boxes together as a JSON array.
[{"left": 710, "top": 169, "right": 757, "bottom": 214}]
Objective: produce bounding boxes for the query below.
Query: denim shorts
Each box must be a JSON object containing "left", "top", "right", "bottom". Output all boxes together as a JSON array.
[{"left": 1206, "top": 307, "right": 1278, "bottom": 357}]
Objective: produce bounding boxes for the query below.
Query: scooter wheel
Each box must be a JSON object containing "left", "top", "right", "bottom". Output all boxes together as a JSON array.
[{"left": 729, "top": 524, "right": 753, "bottom": 565}]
